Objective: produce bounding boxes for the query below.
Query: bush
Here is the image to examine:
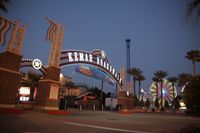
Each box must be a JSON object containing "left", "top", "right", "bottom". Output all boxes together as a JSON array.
[
  {"left": 140, "top": 99, "right": 145, "bottom": 108},
  {"left": 145, "top": 98, "right": 150, "bottom": 109},
  {"left": 164, "top": 100, "right": 169, "bottom": 109},
  {"left": 133, "top": 95, "right": 139, "bottom": 107},
  {"left": 174, "top": 97, "right": 181, "bottom": 110}
]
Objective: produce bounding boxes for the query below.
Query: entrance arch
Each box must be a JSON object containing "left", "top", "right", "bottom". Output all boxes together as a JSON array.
[
  {"left": 19, "top": 50, "right": 122, "bottom": 89},
  {"left": 60, "top": 49, "right": 122, "bottom": 89},
  {"left": 18, "top": 49, "right": 126, "bottom": 110}
]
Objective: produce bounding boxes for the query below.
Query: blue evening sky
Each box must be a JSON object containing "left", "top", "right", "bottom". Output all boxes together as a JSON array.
[{"left": 0, "top": 0, "right": 200, "bottom": 93}]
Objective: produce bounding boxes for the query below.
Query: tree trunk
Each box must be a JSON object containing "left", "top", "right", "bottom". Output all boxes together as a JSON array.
[
  {"left": 193, "top": 61, "right": 196, "bottom": 80},
  {"left": 172, "top": 84, "right": 175, "bottom": 100},
  {"left": 133, "top": 77, "right": 136, "bottom": 96},
  {"left": 172, "top": 83, "right": 175, "bottom": 112},
  {"left": 100, "top": 80, "right": 104, "bottom": 110},
  {"left": 161, "top": 80, "right": 163, "bottom": 109},
  {"left": 138, "top": 81, "right": 141, "bottom": 99}
]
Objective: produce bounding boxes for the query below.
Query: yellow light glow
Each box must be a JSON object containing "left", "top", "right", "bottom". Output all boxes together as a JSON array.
[
  {"left": 179, "top": 101, "right": 187, "bottom": 110},
  {"left": 180, "top": 107, "right": 187, "bottom": 110},
  {"left": 180, "top": 102, "right": 186, "bottom": 107},
  {"left": 60, "top": 73, "right": 64, "bottom": 79}
]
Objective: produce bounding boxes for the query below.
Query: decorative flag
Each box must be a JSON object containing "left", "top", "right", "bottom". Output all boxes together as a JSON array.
[
  {"left": 45, "top": 18, "right": 56, "bottom": 42},
  {"left": 0, "top": 17, "right": 11, "bottom": 45},
  {"left": 83, "top": 95, "right": 87, "bottom": 103}
]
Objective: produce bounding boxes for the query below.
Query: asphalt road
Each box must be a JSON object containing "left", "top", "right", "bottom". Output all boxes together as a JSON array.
[{"left": 0, "top": 110, "right": 200, "bottom": 133}]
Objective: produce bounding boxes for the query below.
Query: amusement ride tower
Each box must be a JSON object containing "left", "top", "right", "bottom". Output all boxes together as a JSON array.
[{"left": 126, "top": 38, "right": 131, "bottom": 93}]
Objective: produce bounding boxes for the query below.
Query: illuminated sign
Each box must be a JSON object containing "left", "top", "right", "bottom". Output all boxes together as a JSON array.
[
  {"left": 20, "top": 96, "right": 29, "bottom": 101},
  {"left": 19, "top": 87, "right": 30, "bottom": 102},
  {"left": 60, "top": 49, "right": 122, "bottom": 87},
  {"left": 19, "top": 87, "right": 30, "bottom": 95}
]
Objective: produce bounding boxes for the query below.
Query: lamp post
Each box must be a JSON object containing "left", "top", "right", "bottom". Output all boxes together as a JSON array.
[
  {"left": 141, "top": 89, "right": 144, "bottom": 100},
  {"left": 100, "top": 80, "right": 104, "bottom": 110}
]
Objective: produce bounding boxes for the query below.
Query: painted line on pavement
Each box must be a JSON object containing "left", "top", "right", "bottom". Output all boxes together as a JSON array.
[
  {"left": 23, "top": 132, "right": 40, "bottom": 133},
  {"left": 64, "top": 121, "right": 155, "bottom": 133}
]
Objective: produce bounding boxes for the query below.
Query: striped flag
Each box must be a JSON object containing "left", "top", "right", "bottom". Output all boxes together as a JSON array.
[
  {"left": 45, "top": 18, "right": 56, "bottom": 42},
  {"left": 0, "top": 17, "right": 11, "bottom": 45}
]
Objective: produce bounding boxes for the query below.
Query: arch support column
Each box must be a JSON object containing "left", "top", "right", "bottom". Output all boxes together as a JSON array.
[
  {"left": 0, "top": 51, "right": 22, "bottom": 108},
  {"left": 35, "top": 66, "right": 61, "bottom": 110}
]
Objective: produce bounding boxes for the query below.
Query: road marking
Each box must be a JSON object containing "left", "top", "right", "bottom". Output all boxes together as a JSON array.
[
  {"left": 64, "top": 121, "right": 155, "bottom": 133},
  {"left": 24, "top": 132, "right": 40, "bottom": 133}
]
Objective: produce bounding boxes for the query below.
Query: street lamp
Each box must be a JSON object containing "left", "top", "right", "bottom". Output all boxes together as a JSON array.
[
  {"left": 59, "top": 73, "right": 64, "bottom": 86},
  {"left": 141, "top": 89, "right": 144, "bottom": 100},
  {"left": 59, "top": 73, "right": 64, "bottom": 80}
]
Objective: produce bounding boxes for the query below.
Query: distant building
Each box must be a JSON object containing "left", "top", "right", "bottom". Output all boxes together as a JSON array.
[
  {"left": 59, "top": 73, "right": 72, "bottom": 86},
  {"left": 59, "top": 73, "right": 87, "bottom": 97},
  {"left": 62, "top": 88, "right": 84, "bottom": 96}
]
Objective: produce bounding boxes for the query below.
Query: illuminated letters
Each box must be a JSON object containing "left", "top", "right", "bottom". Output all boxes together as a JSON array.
[
  {"left": 97, "top": 57, "right": 100, "bottom": 64},
  {"left": 85, "top": 54, "right": 89, "bottom": 61},
  {"left": 106, "top": 63, "right": 109, "bottom": 70},
  {"left": 68, "top": 52, "right": 73, "bottom": 62},
  {"left": 62, "top": 50, "right": 122, "bottom": 87},
  {"left": 79, "top": 52, "right": 84, "bottom": 61},
  {"left": 103, "top": 61, "right": 106, "bottom": 68},
  {"left": 109, "top": 66, "right": 112, "bottom": 73},
  {"left": 100, "top": 59, "right": 103, "bottom": 66},
  {"left": 74, "top": 52, "right": 78, "bottom": 61},
  {"left": 112, "top": 68, "right": 115, "bottom": 75},
  {"left": 89, "top": 54, "right": 93, "bottom": 62}
]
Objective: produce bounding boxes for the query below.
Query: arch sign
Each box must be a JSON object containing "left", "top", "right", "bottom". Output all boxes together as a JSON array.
[{"left": 60, "top": 49, "right": 122, "bottom": 88}]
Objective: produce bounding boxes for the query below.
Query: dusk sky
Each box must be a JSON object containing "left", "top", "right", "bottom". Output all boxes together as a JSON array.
[{"left": 0, "top": 0, "right": 200, "bottom": 93}]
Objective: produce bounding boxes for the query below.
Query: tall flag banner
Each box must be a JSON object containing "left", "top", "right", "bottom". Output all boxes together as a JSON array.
[
  {"left": 45, "top": 18, "right": 56, "bottom": 42},
  {"left": 0, "top": 16, "right": 11, "bottom": 45}
]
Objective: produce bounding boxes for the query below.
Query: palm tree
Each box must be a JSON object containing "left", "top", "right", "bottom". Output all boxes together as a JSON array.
[
  {"left": 0, "top": 0, "right": 10, "bottom": 13},
  {"left": 185, "top": 50, "right": 200, "bottom": 80},
  {"left": 127, "top": 68, "right": 142, "bottom": 96},
  {"left": 26, "top": 71, "right": 41, "bottom": 101},
  {"left": 27, "top": 71, "right": 41, "bottom": 87},
  {"left": 178, "top": 73, "right": 193, "bottom": 87},
  {"left": 168, "top": 76, "right": 178, "bottom": 100},
  {"left": 136, "top": 74, "right": 145, "bottom": 99},
  {"left": 154, "top": 70, "right": 168, "bottom": 110},
  {"left": 186, "top": 0, "right": 200, "bottom": 19},
  {"left": 152, "top": 77, "right": 159, "bottom": 99}
]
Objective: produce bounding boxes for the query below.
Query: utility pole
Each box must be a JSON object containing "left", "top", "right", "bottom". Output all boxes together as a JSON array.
[{"left": 100, "top": 80, "right": 104, "bottom": 110}]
